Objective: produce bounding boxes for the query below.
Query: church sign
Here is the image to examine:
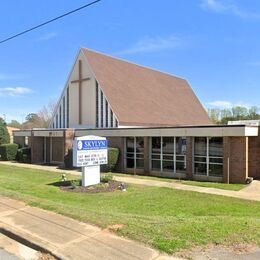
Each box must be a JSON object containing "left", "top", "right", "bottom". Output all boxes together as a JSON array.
[
  {"left": 73, "top": 135, "right": 108, "bottom": 187},
  {"left": 73, "top": 136, "right": 108, "bottom": 167}
]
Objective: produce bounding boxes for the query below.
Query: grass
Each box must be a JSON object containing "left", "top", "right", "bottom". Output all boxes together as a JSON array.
[
  {"left": 113, "top": 173, "right": 246, "bottom": 191},
  {"left": 0, "top": 164, "right": 259, "bottom": 254}
]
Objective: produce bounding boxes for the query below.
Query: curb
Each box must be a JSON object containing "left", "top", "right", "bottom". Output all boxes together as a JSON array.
[{"left": 0, "top": 224, "right": 64, "bottom": 260}]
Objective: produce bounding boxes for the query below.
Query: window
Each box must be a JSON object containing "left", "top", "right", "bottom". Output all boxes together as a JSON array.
[
  {"left": 63, "top": 96, "right": 65, "bottom": 128},
  {"left": 176, "top": 137, "right": 187, "bottom": 172},
  {"left": 110, "top": 109, "right": 113, "bottom": 128},
  {"left": 194, "top": 137, "right": 207, "bottom": 175},
  {"left": 194, "top": 137, "right": 223, "bottom": 177},
  {"left": 66, "top": 87, "right": 69, "bottom": 128},
  {"left": 100, "top": 90, "right": 103, "bottom": 128},
  {"left": 55, "top": 114, "right": 58, "bottom": 128},
  {"left": 151, "top": 137, "right": 186, "bottom": 173},
  {"left": 96, "top": 82, "right": 99, "bottom": 128},
  {"left": 59, "top": 105, "right": 62, "bottom": 128},
  {"left": 105, "top": 100, "right": 108, "bottom": 127},
  {"left": 125, "top": 137, "right": 144, "bottom": 169}
]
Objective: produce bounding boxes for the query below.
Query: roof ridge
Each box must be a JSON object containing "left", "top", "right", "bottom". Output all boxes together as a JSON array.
[{"left": 81, "top": 47, "right": 186, "bottom": 82}]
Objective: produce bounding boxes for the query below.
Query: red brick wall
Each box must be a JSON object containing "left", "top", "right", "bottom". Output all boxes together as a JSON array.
[
  {"left": 223, "top": 136, "right": 248, "bottom": 184},
  {"left": 31, "top": 136, "right": 44, "bottom": 164},
  {"left": 248, "top": 131, "right": 260, "bottom": 180}
]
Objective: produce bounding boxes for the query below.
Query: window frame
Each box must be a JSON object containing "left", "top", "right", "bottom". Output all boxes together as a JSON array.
[
  {"left": 150, "top": 136, "right": 186, "bottom": 173},
  {"left": 193, "top": 137, "right": 223, "bottom": 177}
]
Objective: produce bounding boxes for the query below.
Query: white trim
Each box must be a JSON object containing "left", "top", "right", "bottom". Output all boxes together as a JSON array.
[
  {"left": 75, "top": 126, "right": 258, "bottom": 137},
  {"left": 49, "top": 49, "right": 81, "bottom": 128}
]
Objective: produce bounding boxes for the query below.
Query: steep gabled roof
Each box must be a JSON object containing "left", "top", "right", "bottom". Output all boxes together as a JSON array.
[{"left": 82, "top": 48, "right": 212, "bottom": 126}]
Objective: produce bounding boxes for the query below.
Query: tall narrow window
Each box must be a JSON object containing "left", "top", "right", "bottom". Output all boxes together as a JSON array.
[
  {"left": 162, "top": 137, "right": 174, "bottom": 171},
  {"left": 209, "top": 137, "right": 223, "bottom": 176},
  {"left": 176, "top": 137, "right": 186, "bottom": 172},
  {"left": 115, "top": 119, "right": 118, "bottom": 127},
  {"left": 96, "top": 82, "right": 99, "bottom": 128},
  {"left": 59, "top": 106, "right": 62, "bottom": 128},
  {"left": 125, "top": 137, "right": 144, "bottom": 169},
  {"left": 105, "top": 100, "right": 108, "bottom": 128},
  {"left": 66, "top": 87, "right": 69, "bottom": 128},
  {"left": 63, "top": 96, "right": 65, "bottom": 128},
  {"left": 194, "top": 137, "right": 207, "bottom": 175},
  {"left": 100, "top": 90, "right": 103, "bottom": 128},
  {"left": 56, "top": 114, "right": 58, "bottom": 128},
  {"left": 110, "top": 109, "right": 113, "bottom": 127},
  {"left": 151, "top": 137, "right": 161, "bottom": 171}
]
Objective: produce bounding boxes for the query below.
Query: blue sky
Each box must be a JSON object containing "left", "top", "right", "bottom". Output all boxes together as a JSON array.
[{"left": 1, "top": 0, "right": 260, "bottom": 122}]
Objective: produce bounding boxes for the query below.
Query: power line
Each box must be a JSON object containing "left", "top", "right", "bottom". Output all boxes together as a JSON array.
[{"left": 0, "top": 0, "right": 102, "bottom": 44}]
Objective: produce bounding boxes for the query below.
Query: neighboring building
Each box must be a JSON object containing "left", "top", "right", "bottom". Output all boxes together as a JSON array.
[
  {"left": 13, "top": 48, "right": 260, "bottom": 183},
  {"left": 7, "top": 126, "right": 20, "bottom": 143},
  {"left": 228, "top": 120, "right": 260, "bottom": 126}
]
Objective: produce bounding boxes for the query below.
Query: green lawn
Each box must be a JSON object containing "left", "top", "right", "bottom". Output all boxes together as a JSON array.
[
  {"left": 113, "top": 173, "right": 246, "bottom": 191},
  {"left": 0, "top": 164, "right": 259, "bottom": 254}
]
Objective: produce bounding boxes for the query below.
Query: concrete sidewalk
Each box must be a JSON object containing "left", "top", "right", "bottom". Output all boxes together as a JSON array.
[
  {"left": 114, "top": 176, "right": 260, "bottom": 202},
  {"left": 1, "top": 161, "right": 259, "bottom": 201},
  {"left": 0, "top": 196, "right": 178, "bottom": 260}
]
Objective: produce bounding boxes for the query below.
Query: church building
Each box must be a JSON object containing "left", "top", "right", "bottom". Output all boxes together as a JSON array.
[{"left": 13, "top": 48, "right": 260, "bottom": 183}]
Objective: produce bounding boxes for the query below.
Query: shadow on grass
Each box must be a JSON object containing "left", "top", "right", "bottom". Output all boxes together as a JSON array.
[{"left": 47, "top": 180, "right": 81, "bottom": 187}]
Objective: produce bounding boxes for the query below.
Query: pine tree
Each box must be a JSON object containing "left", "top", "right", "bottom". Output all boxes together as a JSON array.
[{"left": 0, "top": 118, "right": 10, "bottom": 145}]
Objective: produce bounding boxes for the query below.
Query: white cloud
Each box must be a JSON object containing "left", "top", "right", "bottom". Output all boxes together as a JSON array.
[
  {"left": 200, "top": 0, "right": 260, "bottom": 19},
  {"left": 116, "top": 35, "right": 184, "bottom": 55},
  {"left": 38, "top": 32, "right": 57, "bottom": 41},
  {"left": 0, "top": 87, "right": 32, "bottom": 96},
  {"left": 208, "top": 100, "right": 233, "bottom": 108},
  {"left": 208, "top": 100, "right": 252, "bottom": 109}
]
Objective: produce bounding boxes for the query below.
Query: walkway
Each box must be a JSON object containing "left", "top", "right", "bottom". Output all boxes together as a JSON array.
[
  {"left": 0, "top": 196, "right": 177, "bottom": 260},
  {"left": 1, "top": 161, "right": 260, "bottom": 202},
  {"left": 114, "top": 176, "right": 260, "bottom": 202}
]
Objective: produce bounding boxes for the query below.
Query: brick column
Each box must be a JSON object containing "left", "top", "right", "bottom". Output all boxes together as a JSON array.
[
  {"left": 186, "top": 137, "right": 193, "bottom": 180},
  {"left": 224, "top": 136, "right": 248, "bottom": 184}
]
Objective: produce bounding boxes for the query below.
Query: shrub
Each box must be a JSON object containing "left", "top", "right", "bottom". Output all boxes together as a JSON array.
[
  {"left": 64, "top": 148, "right": 73, "bottom": 169},
  {"left": 101, "top": 147, "right": 119, "bottom": 172},
  {"left": 0, "top": 144, "right": 18, "bottom": 161},
  {"left": 16, "top": 147, "right": 31, "bottom": 163},
  {"left": 101, "top": 173, "right": 113, "bottom": 183}
]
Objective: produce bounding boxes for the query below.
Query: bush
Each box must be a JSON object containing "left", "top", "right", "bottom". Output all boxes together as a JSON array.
[
  {"left": 64, "top": 148, "right": 73, "bottom": 169},
  {"left": 0, "top": 144, "right": 18, "bottom": 161},
  {"left": 17, "top": 147, "right": 31, "bottom": 163},
  {"left": 101, "top": 147, "right": 119, "bottom": 172},
  {"left": 101, "top": 173, "right": 113, "bottom": 183}
]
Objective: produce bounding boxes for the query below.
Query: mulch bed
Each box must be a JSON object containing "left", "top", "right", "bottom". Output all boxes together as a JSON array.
[{"left": 59, "top": 180, "right": 124, "bottom": 193}]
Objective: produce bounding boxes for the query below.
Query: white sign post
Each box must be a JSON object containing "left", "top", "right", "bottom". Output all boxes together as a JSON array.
[{"left": 73, "top": 135, "right": 108, "bottom": 187}]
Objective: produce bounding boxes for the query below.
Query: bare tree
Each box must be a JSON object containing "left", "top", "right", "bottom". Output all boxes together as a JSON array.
[{"left": 22, "top": 99, "right": 56, "bottom": 129}]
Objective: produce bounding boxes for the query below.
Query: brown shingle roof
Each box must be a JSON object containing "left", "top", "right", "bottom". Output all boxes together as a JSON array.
[{"left": 83, "top": 48, "right": 212, "bottom": 126}]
